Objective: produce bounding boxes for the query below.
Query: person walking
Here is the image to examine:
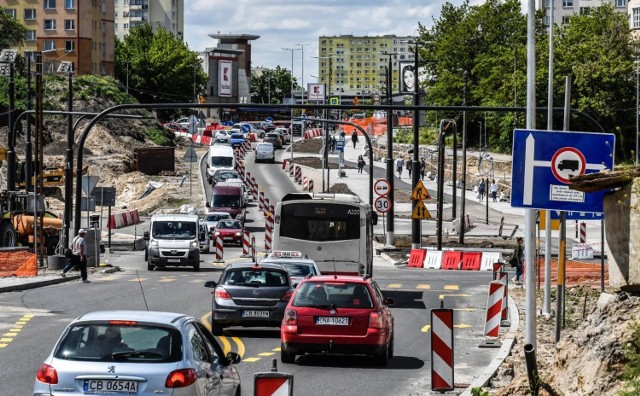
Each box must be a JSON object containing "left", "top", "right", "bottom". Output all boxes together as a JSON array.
[
  {"left": 351, "top": 131, "right": 359, "bottom": 149},
  {"left": 61, "top": 229, "right": 90, "bottom": 283},
  {"left": 478, "top": 179, "right": 486, "bottom": 201},
  {"left": 490, "top": 180, "right": 499, "bottom": 202},
  {"left": 420, "top": 158, "right": 426, "bottom": 180},
  {"left": 405, "top": 159, "right": 412, "bottom": 178},
  {"left": 357, "top": 155, "right": 365, "bottom": 173},
  {"left": 395, "top": 157, "right": 404, "bottom": 179},
  {"left": 511, "top": 237, "right": 524, "bottom": 285}
]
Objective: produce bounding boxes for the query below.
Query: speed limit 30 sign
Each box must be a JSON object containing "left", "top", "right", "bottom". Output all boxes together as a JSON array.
[{"left": 374, "top": 196, "right": 391, "bottom": 213}]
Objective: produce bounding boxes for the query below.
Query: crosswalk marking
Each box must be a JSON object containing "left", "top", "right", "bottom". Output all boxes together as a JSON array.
[
  {"left": 387, "top": 284, "right": 402, "bottom": 289},
  {"left": 158, "top": 278, "right": 177, "bottom": 283},
  {"left": 243, "top": 357, "right": 260, "bottom": 362},
  {"left": 128, "top": 278, "right": 148, "bottom": 282},
  {"left": 258, "top": 352, "right": 275, "bottom": 357},
  {"left": 454, "top": 324, "right": 473, "bottom": 329},
  {"left": 416, "top": 284, "right": 431, "bottom": 289},
  {"left": 444, "top": 285, "right": 459, "bottom": 290}
]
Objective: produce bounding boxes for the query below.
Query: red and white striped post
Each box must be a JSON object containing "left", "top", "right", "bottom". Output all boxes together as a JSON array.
[
  {"left": 264, "top": 212, "right": 273, "bottom": 252},
  {"left": 480, "top": 280, "right": 505, "bottom": 348},
  {"left": 295, "top": 166, "right": 302, "bottom": 184},
  {"left": 303, "top": 177, "right": 309, "bottom": 191},
  {"left": 251, "top": 177, "right": 258, "bottom": 200},
  {"left": 259, "top": 191, "right": 266, "bottom": 211},
  {"left": 430, "top": 308, "right": 454, "bottom": 392},
  {"left": 251, "top": 235, "right": 256, "bottom": 263},
  {"left": 241, "top": 230, "right": 251, "bottom": 257},
  {"left": 579, "top": 222, "right": 587, "bottom": 243},
  {"left": 245, "top": 171, "right": 251, "bottom": 184},
  {"left": 289, "top": 161, "right": 294, "bottom": 177},
  {"left": 308, "top": 179, "right": 314, "bottom": 193},
  {"left": 264, "top": 198, "right": 270, "bottom": 218},
  {"left": 212, "top": 235, "right": 224, "bottom": 263},
  {"left": 496, "top": 271, "right": 510, "bottom": 326},
  {"left": 492, "top": 262, "right": 504, "bottom": 281},
  {"left": 282, "top": 159, "right": 288, "bottom": 170}
]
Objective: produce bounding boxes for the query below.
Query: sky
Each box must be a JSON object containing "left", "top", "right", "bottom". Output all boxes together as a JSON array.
[{"left": 183, "top": 0, "right": 490, "bottom": 88}]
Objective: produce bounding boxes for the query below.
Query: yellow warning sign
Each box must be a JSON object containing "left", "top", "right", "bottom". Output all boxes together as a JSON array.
[
  {"left": 411, "top": 180, "right": 431, "bottom": 201},
  {"left": 411, "top": 200, "right": 432, "bottom": 220}
]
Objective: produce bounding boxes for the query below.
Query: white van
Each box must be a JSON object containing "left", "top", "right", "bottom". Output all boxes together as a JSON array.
[
  {"left": 144, "top": 214, "right": 203, "bottom": 271},
  {"left": 206, "top": 145, "right": 235, "bottom": 184}
]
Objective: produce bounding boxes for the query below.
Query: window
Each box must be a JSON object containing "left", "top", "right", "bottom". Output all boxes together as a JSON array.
[
  {"left": 186, "top": 324, "right": 210, "bottom": 363},
  {"left": 65, "top": 40, "right": 75, "bottom": 51},
  {"left": 5, "top": 9, "right": 16, "bottom": 18},
  {"left": 616, "top": 0, "right": 625, "bottom": 7},
  {"left": 44, "top": 20, "right": 56, "bottom": 30},
  {"left": 44, "top": 0, "right": 56, "bottom": 9},
  {"left": 44, "top": 40, "right": 56, "bottom": 51},
  {"left": 24, "top": 9, "right": 36, "bottom": 19},
  {"left": 64, "top": 19, "right": 75, "bottom": 30},
  {"left": 634, "top": 8, "right": 640, "bottom": 28},
  {"left": 65, "top": 0, "right": 75, "bottom": 9},
  {"left": 562, "top": 0, "right": 573, "bottom": 7},
  {"left": 544, "top": 16, "right": 551, "bottom": 26},
  {"left": 25, "top": 30, "right": 37, "bottom": 41},
  {"left": 562, "top": 16, "right": 570, "bottom": 24},
  {"left": 580, "top": 7, "right": 590, "bottom": 15}
]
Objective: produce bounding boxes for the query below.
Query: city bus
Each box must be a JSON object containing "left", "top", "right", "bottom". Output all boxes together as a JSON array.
[{"left": 273, "top": 193, "right": 377, "bottom": 276}]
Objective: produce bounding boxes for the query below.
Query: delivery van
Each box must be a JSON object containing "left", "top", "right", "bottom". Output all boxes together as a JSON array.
[
  {"left": 206, "top": 145, "right": 235, "bottom": 184},
  {"left": 144, "top": 214, "right": 202, "bottom": 271},
  {"left": 207, "top": 182, "right": 246, "bottom": 225}
]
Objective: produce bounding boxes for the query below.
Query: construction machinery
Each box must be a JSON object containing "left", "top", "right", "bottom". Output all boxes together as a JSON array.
[{"left": 15, "top": 163, "right": 65, "bottom": 194}]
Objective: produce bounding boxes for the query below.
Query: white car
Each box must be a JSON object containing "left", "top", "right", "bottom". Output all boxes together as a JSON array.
[
  {"left": 259, "top": 250, "right": 321, "bottom": 287},
  {"left": 255, "top": 142, "right": 275, "bottom": 163},
  {"left": 215, "top": 130, "right": 230, "bottom": 143},
  {"left": 203, "top": 211, "right": 232, "bottom": 232}
]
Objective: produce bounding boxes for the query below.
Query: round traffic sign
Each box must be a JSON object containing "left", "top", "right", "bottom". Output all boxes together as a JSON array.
[
  {"left": 374, "top": 179, "right": 390, "bottom": 196},
  {"left": 551, "top": 147, "right": 586, "bottom": 183},
  {"left": 374, "top": 196, "right": 391, "bottom": 213}
]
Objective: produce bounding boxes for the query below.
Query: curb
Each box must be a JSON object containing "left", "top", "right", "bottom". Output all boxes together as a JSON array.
[{"left": 0, "top": 275, "right": 80, "bottom": 293}]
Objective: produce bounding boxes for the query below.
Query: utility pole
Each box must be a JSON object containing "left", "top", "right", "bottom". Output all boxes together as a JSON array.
[
  {"left": 411, "top": 42, "right": 421, "bottom": 249},
  {"left": 64, "top": 65, "right": 74, "bottom": 248}
]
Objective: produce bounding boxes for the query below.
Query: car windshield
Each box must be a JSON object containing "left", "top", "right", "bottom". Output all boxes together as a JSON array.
[
  {"left": 211, "top": 157, "right": 233, "bottom": 167},
  {"left": 152, "top": 220, "right": 197, "bottom": 240},
  {"left": 215, "top": 171, "right": 237, "bottom": 181},
  {"left": 206, "top": 214, "right": 230, "bottom": 222},
  {"left": 218, "top": 220, "right": 241, "bottom": 229},
  {"left": 212, "top": 195, "right": 241, "bottom": 208},
  {"left": 278, "top": 262, "right": 315, "bottom": 277},
  {"left": 221, "top": 268, "right": 288, "bottom": 287},
  {"left": 292, "top": 281, "right": 374, "bottom": 308},
  {"left": 54, "top": 324, "right": 182, "bottom": 362},
  {"left": 231, "top": 133, "right": 244, "bottom": 139}
]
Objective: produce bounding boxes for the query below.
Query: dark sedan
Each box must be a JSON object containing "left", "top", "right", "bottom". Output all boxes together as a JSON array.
[
  {"left": 264, "top": 132, "right": 283, "bottom": 149},
  {"left": 204, "top": 263, "right": 294, "bottom": 335}
]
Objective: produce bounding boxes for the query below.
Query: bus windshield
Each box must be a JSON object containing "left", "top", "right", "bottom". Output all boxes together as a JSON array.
[{"left": 279, "top": 203, "right": 360, "bottom": 241}]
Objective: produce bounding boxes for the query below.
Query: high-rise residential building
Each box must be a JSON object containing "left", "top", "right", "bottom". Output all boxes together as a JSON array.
[
  {"left": 0, "top": 0, "right": 114, "bottom": 76},
  {"left": 537, "top": 0, "right": 628, "bottom": 27},
  {"left": 318, "top": 35, "right": 415, "bottom": 102},
  {"left": 114, "top": 0, "right": 184, "bottom": 41}
]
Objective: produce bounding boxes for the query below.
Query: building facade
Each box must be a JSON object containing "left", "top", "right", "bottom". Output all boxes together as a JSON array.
[
  {"left": 114, "top": 0, "right": 184, "bottom": 41},
  {"left": 537, "top": 0, "right": 628, "bottom": 27},
  {"left": 317, "top": 34, "right": 416, "bottom": 103},
  {"left": 0, "top": 0, "right": 114, "bottom": 76}
]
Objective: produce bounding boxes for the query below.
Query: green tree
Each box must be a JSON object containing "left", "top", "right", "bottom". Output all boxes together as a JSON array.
[
  {"left": 114, "top": 24, "right": 207, "bottom": 118},
  {"left": 250, "top": 66, "right": 297, "bottom": 104},
  {"left": 0, "top": 6, "right": 26, "bottom": 49}
]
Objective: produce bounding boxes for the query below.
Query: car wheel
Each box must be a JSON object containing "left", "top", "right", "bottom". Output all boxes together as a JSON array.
[
  {"left": 280, "top": 343, "right": 296, "bottom": 364},
  {"left": 144, "top": 248, "right": 148, "bottom": 262},
  {"left": 375, "top": 344, "right": 389, "bottom": 367},
  {"left": 211, "top": 321, "right": 224, "bottom": 336},
  {"left": 388, "top": 335, "right": 394, "bottom": 359},
  {"left": 193, "top": 261, "right": 200, "bottom": 271},
  {"left": 147, "top": 262, "right": 155, "bottom": 271}
]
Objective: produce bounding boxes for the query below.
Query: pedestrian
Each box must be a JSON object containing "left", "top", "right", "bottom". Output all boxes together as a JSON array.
[
  {"left": 510, "top": 237, "right": 525, "bottom": 285},
  {"left": 420, "top": 158, "right": 426, "bottom": 180},
  {"left": 478, "top": 180, "right": 486, "bottom": 201},
  {"left": 395, "top": 157, "right": 404, "bottom": 179},
  {"left": 406, "top": 159, "right": 412, "bottom": 177},
  {"left": 490, "top": 180, "right": 499, "bottom": 202},
  {"left": 351, "top": 131, "right": 359, "bottom": 149},
  {"left": 61, "top": 229, "right": 90, "bottom": 283},
  {"left": 357, "top": 155, "right": 365, "bottom": 173},
  {"left": 330, "top": 135, "right": 336, "bottom": 153}
]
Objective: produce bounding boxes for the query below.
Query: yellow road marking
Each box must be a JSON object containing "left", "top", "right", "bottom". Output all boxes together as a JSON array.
[
  {"left": 421, "top": 325, "right": 431, "bottom": 333},
  {"left": 416, "top": 284, "right": 431, "bottom": 289},
  {"left": 159, "top": 278, "right": 177, "bottom": 283},
  {"left": 0, "top": 338, "right": 13, "bottom": 342},
  {"left": 453, "top": 308, "right": 476, "bottom": 312},
  {"left": 189, "top": 280, "right": 203, "bottom": 283},
  {"left": 3, "top": 333, "right": 17, "bottom": 337},
  {"left": 129, "top": 278, "right": 148, "bottom": 282},
  {"left": 439, "top": 294, "right": 470, "bottom": 300},
  {"left": 258, "top": 352, "right": 275, "bottom": 357},
  {"left": 0, "top": 343, "right": 7, "bottom": 348},
  {"left": 454, "top": 324, "right": 473, "bottom": 329},
  {"left": 23, "top": 315, "right": 33, "bottom": 319},
  {"left": 232, "top": 337, "right": 245, "bottom": 357},
  {"left": 387, "top": 284, "right": 402, "bottom": 289},
  {"left": 444, "top": 285, "right": 459, "bottom": 290},
  {"left": 273, "top": 347, "right": 281, "bottom": 352},
  {"left": 243, "top": 357, "right": 261, "bottom": 362},
  {"left": 218, "top": 336, "right": 231, "bottom": 355},
  {"left": 9, "top": 328, "right": 21, "bottom": 332}
]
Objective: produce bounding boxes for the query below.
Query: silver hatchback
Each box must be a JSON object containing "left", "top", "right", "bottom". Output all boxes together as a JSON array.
[{"left": 33, "top": 310, "right": 241, "bottom": 396}]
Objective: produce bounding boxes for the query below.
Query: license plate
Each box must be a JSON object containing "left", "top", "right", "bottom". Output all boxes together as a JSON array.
[
  {"left": 167, "top": 259, "right": 180, "bottom": 263},
  {"left": 242, "top": 310, "right": 270, "bottom": 318},
  {"left": 83, "top": 379, "right": 138, "bottom": 394},
  {"left": 316, "top": 316, "right": 349, "bottom": 326},
  {"left": 224, "top": 237, "right": 233, "bottom": 241}
]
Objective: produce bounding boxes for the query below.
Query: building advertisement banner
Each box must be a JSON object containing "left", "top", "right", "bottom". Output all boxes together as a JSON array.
[
  {"left": 399, "top": 61, "right": 415, "bottom": 94},
  {"left": 307, "top": 83, "right": 325, "bottom": 101},
  {"left": 219, "top": 60, "right": 232, "bottom": 97}
]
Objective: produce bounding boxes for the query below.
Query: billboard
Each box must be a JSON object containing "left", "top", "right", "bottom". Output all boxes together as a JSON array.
[
  {"left": 219, "top": 60, "right": 232, "bottom": 97},
  {"left": 307, "top": 83, "right": 325, "bottom": 101},
  {"left": 399, "top": 61, "right": 415, "bottom": 93}
]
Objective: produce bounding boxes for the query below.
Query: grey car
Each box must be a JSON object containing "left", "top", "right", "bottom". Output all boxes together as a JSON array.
[
  {"left": 33, "top": 310, "right": 241, "bottom": 396},
  {"left": 205, "top": 263, "right": 294, "bottom": 335}
]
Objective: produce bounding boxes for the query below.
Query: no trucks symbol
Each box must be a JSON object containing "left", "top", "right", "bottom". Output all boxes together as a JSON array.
[{"left": 551, "top": 147, "right": 586, "bottom": 183}]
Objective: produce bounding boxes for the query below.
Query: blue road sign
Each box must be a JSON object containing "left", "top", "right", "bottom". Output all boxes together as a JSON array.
[
  {"left": 543, "top": 210, "right": 604, "bottom": 221},
  {"left": 511, "top": 129, "right": 615, "bottom": 213},
  {"left": 265, "top": 117, "right": 273, "bottom": 123},
  {"left": 241, "top": 124, "right": 251, "bottom": 133}
]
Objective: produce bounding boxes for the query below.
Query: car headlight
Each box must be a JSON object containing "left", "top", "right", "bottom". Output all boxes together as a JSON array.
[
  {"left": 235, "top": 232, "right": 242, "bottom": 237},
  {"left": 190, "top": 241, "right": 198, "bottom": 248},
  {"left": 214, "top": 232, "right": 221, "bottom": 236},
  {"left": 150, "top": 240, "right": 159, "bottom": 248}
]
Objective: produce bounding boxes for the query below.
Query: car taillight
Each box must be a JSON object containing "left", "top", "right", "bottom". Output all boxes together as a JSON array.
[
  {"left": 215, "top": 288, "right": 231, "bottom": 299},
  {"left": 280, "top": 290, "right": 293, "bottom": 302},
  {"left": 165, "top": 368, "right": 197, "bottom": 388},
  {"left": 36, "top": 363, "right": 58, "bottom": 384},
  {"left": 284, "top": 309, "right": 297, "bottom": 325},
  {"left": 369, "top": 312, "right": 384, "bottom": 329}
]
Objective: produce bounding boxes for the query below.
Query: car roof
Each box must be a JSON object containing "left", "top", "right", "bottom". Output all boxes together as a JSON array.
[
  {"left": 74, "top": 310, "right": 191, "bottom": 326},
  {"left": 261, "top": 257, "right": 317, "bottom": 266},
  {"left": 225, "top": 262, "right": 289, "bottom": 271},
  {"left": 301, "top": 275, "right": 369, "bottom": 283},
  {"left": 257, "top": 142, "right": 274, "bottom": 148}
]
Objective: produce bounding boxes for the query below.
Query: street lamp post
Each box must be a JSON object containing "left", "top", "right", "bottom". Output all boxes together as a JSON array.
[
  {"left": 283, "top": 47, "right": 301, "bottom": 112},
  {"left": 0, "top": 49, "right": 18, "bottom": 192},
  {"left": 379, "top": 51, "right": 397, "bottom": 246},
  {"left": 410, "top": 42, "right": 421, "bottom": 249},
  {"left": 296, "top": 42, "right": 311, "bottom": 101}
]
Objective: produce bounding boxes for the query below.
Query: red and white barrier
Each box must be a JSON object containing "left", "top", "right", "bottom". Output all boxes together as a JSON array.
[
  {"left": 259, "top": 191, "right": 266, "bottom": 211},
  {"left": 289, "top": 161, "right": 295, "bottom": 177},
  {"left": 107, "top": 209, "right": 140, "bottom": 229},
  {"left": 303, "top": 128, "right": 323, "bottom": 140},
  {"left": 265, "top": 212, "right": 273, "bottom": 252},
  {"left": 424, "top": 250, "right": 443, "bottom": 269},
  {"left": 251, "top": 177, "right": 258, "bottom": 200},
  {"left": 481, "top": 252, "right": 503, "bottom": 271},
  {"left": 191, "top": 133, "right": 212, "bottom": 145},
  {"left": 303, "top": 177, "right": 308, "bottom": 191},
  {"left": 431, "top": 308, "right": 454, "bottom": 392},
  {"left": 308, "top": 179, "right": 314, "bottom": 193},
  {"left": 241, "top": 231, "right": 251, "bottom": 257},
  {"left": 496, "top": 271, "right": 510, "bottom": 325},
  {"left": 579, "top": 222, "right": 587, "bottom": 243},
  {"left": 213, "top": 235, "right": 224, "bottom": 263},
  {"left": 264, "top": 198, "right": 270, "bottom": 217},
  {"left": 295, "top": 166, "right": 302, "bottom": 184},
  {"left": 481, "top": 281, "right": 505, "bottom": 347}
]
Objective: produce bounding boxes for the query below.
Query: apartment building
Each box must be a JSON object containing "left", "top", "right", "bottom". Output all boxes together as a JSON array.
[
  {"left": 318, "top": 35, "right": 415, "bottom": 101},
  {"left": 537, "top": 0, "right": 628, "bottom": 27},
  {"left": 0, "top": 0, "right": 114, "bottom": 76},
  {"left": 114, "top": 0, "right": 184, "bottom": 41}
]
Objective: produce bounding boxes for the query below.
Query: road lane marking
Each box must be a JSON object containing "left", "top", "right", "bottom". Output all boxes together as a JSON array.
[
  {"left": 200, "top": 311, "right": 246, "bottom": 358},
  {"left": 128, "top": 278, "right": 148, "bottom": 282},
  {"left": 189, "top": 280, "right": 203, "bottom": 283},
  {"left": 159, "top": 278, "right": 177, "bottom": 283},
  {"left": 0, "top": 314, "right": 33, "bottom": 348},
  {"left": 421, "top": 325, "right": 431, "bottom": 333},
  {"left": 273, "top": 347, "right": 281, "bottom": 352},
  {"left": 444, "top": 285, "right": 459, "bottom": 290},
  {"left": 243, "top": 357, "right": 261, "bottom": 362},
  {"left": 454, "top": 324, "right": 473, "bottom": 329},
  {"left": 387, "top": 284, "right": 402, "bottom": 289},
  {"left": 218, "top": 336, "right": 231, "bottom": 355},
  {"left": 258, "top": 352, "right": 275, "bottom": 357},
  {"left": 439, "top": 294, "right": 470, "bottom": 300},
  {"left": 416, "top": 284, "right": 431, "bottom": 289},
  {"left": 232, "top": 337, "right": 245, "bottom": 357},
  {"left": 453, "top": 308, "right": 476, "bottom": 312}
]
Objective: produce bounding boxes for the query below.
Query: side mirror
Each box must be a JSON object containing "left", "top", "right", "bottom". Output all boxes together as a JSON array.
[
  {"left": 204, "top": 280, "right": 217, "bottom": 288},
  {"left": 225, "top": 351, "right": 241, "bottom": 365},
  {"left": 384, "top": 297, "right": 395, "bottom": 306},
  {"left": 143, "top": 231, "right": 150, "bottom": 241}
]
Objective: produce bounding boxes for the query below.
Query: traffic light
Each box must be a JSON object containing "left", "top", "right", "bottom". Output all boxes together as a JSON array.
[
  {"left": 353, "top": 96, "right": 359, "bottom": 105},
  {"left": 199, "top": 95, "right": 206, "bottom": 104}
]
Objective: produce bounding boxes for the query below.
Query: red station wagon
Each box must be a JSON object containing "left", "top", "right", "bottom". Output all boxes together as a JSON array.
[{"left": 280, "top": 275, "right": 395, "bottom": 366}]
